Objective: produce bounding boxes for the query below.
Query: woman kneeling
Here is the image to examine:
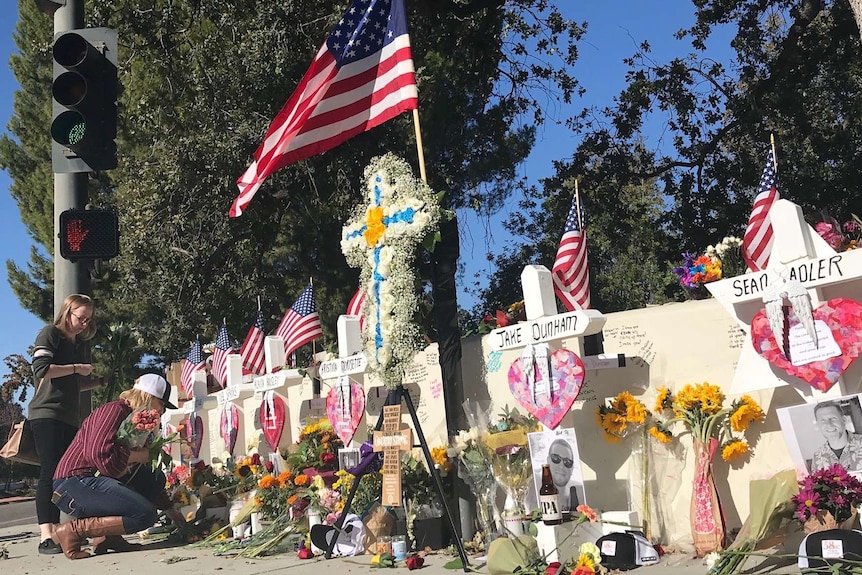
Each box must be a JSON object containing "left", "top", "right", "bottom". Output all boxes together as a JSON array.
[{"left": 52, "top": 374, "right": 179, "bottom": 559}]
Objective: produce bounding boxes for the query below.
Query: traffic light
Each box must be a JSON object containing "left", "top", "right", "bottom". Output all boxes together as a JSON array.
[
  {"left": 58, "top": 209, "right": 120, "bottom": 261},
  {"left": 51, "top": 28, "right": 118, "bottom": 173}
]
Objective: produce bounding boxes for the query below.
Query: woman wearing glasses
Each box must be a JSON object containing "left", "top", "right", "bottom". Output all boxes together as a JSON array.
[
  {"left": 27, "top": 294, "right": 104, "bottom": 555},
  {"left": 547, "top": 438, "right": 580, "bottom": 515}
]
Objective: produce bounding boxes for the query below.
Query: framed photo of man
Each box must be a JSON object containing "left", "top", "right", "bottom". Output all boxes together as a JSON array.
[
  {"left": 777, "top": 394, "right": 862, "bottom": 478},
  {"left": 527, "top": 427, "right": 587, "bottom": 515}
]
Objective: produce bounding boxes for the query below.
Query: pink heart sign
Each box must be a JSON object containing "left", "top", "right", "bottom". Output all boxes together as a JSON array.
[
  {"left": 508, "top": 348, "right": 585, "bottom": 429},
  {"left": 751, "top": 298, "right": 862, "bottom": 392},
  {"left": 326, "top": 381, "right": 366, "bottom": 445},
  {"left": 259, "top": 395, "right": 286, "bottom": 451},
  {"left": 220, "top": 403, "right": 239, "bottom": 456},
  {"left": 187, "top": 415, "right": 204, "bottom": 459}
]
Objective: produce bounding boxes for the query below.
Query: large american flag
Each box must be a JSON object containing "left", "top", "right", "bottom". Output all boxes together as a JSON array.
[
  {"left": 230, "top": 0, "right": 419, "bottom": 217},
  {"left": 276, "top": 285, "right": 324, "bottom": 357},
  {"left": 239, "top": 310, "right": 266, "bottom": 376},
  {"left": 553, "top": 195, "right": 591, "bottom": 311},
  {"left": 742, "top": 153, "right": 779, "bottom": 271},
  {"left": 347, "top": 287, "right": 366, "bottom": 330},
  {"left": 180, "top": 339, "right": 205, "bottom": 399},
  {"left": 211, "top": 324, "right": 234, "bottom": 388}
]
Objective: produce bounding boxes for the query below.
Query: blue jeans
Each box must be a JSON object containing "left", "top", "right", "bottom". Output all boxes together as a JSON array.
[{"left": 52, "top": 475, "right": 157, "bottom": 534}]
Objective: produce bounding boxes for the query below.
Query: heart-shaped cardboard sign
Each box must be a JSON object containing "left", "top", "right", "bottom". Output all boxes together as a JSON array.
[
  {"left": 751, "top": 298, "right": 862, "bottom": 392},
  {"left": 326, "top": 381, "right": 365, "bottom": 446},
  {"left": 220, "top": 403, "right": 239, "bottom": 456},
  {"left": 259, "top": 395, "right": 286, "bottom": 451},
  {"left": 508, "top": 348, "right": 585, "bottom": 429},
  {"left": 187, "top": 415, "right": 204, "bottom": 459},
  {"left": 162, "top": 423, "right": 175, "bottom": 455}
]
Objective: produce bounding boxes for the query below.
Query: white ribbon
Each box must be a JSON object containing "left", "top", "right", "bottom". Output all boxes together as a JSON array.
[
  {"left": 265, "top": 390, "right": 276, "bottom": 429},
  {"left": 521, "top": 343, "right": 554, "bottom": 405}
]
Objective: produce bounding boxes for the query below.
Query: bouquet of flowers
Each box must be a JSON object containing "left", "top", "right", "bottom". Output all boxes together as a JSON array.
[
  {"left": 596, "top": 391, "right": 673, "bottom": 445},
  {"left": 792, "top": 463, "right": 862, "bottom": 528},
  {"left": 672, "top": 236, "right": 744, "bottom": 298},
  {"left": 284, "top": 419, "right": 343, "bottom": 472},
  {"left": 653, "top": 383, "right": 764, "bottom": 462},
  {"left": 478, "top": 300, "right": 526, "bottom": 334},
  {"left": 815, "top": 215, "right": 861, "bottom": 252},
  {"left": 116, "top": 409, "right": 181, "bottom": 470}
]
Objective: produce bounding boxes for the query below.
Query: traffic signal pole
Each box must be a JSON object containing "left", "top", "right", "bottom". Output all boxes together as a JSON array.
[{"left": 52, "top": 0, "right": 88, "bottom": 315}]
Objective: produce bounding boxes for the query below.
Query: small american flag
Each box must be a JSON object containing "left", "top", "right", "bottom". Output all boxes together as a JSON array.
[
  {"left": 211, "top": 324, "right": 233, "bottom": 388},
  {"left": 347, "top": 287, "right": 366, "bottom": 330},
  {"left": 553, "top": 195, "right": 591, "bottom": 311},
  {"left": 742, "top": 153, "right": 779, "bottom": 271},
  {"left": 240, "top": 310, "right": 266, "bottom": 376},
  {"left": 180, "top": 339, "right": 205, "bottom": 399},
  {"left": 231, "top": 0, "right": 418, "bottom": 217},
  {"left": 276, "top": 285, "right": 324, "bottom": 357}
]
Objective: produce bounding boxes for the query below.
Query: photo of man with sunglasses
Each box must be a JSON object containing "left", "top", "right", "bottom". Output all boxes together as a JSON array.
[{"left": 529, "top": 429, "right": 586, "bottom": 519}]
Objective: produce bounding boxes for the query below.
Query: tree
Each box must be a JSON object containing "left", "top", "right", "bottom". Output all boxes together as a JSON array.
[
  {"left": 478, "top": 0, "right": 862, "bottom": 315},
  {"left": 1, "top": 0, "right": 583, "bottom": 371},
  {"left": 1, "top": 353, "right": 35, "bottom": 405}
]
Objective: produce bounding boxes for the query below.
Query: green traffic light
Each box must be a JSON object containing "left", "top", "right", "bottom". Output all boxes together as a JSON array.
[{"left": 51, "top": 110, "right": 87, "bottom": 147}]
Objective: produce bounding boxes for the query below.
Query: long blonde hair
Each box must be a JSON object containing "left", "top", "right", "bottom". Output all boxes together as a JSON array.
[
  {"left": 118, "top": 388, "right": 159, "bottom": 411},
  {"left": 54, "top": 294, "right": 97, "bottom": 341}
]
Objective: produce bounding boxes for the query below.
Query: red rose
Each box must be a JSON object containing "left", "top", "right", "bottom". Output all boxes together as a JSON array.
[
  {"left": 265, "top": 461, "right": 274, "bottom": 472},
  {"left": 251, "top": 453, "right": 262, "bottom": 466},
  {"left": 297, "top": 547, "right": 314, "bottom": 559},
  {"left": 406, "top": 555, "right": 424, "bottom": 570},
  {"left": 545, "top": 562, "right": 565, "bottom": 575}
]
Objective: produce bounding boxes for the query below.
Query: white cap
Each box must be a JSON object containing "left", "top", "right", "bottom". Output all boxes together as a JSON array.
[{"left": 133, "top": 373, "right": 177, "bottom": 409}]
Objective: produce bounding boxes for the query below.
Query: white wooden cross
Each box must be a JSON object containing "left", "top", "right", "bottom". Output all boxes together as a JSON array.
[
  {"left": 486, "top": 265, "right": 607, "bottom": 368},
  {"left": 319, "top": 315, "right": 368, "bottom": 448},
  {"left": 706, "top": 199, "right": 862, "bottom": 402}
]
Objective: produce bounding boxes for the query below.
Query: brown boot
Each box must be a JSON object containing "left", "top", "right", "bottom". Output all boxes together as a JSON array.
[
  {"left": 91, "top": 534, "right": 142, "bottom": 555},
  {"left": 55, "top": 517, "right": 127, "bottom": 560}
]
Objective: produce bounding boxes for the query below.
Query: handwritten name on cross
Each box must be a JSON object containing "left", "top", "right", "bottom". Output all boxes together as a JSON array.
[
  {"left": 342, "top": 154, "right": 441, "bottom": 388},
  {"left": 373, "top": 404, "right": 412, "bottom": 506},
  {"left": 706, "top": 199, "right": 862, "bottom": 399}
]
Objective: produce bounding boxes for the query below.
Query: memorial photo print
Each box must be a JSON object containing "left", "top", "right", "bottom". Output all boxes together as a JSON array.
[
  {"left": 777, "top": 394, "right": 862, "bottom": 477},
  {"left": 527, "top": 427, "right": 586, "bottom": 514}
]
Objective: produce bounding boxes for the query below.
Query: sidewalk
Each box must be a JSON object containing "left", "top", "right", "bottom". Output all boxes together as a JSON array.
[{"left": 0, "top": 521, "right": 801, "bottom": 575}]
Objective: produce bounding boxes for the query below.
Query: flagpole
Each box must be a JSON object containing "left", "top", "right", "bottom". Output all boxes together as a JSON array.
[
  {"left": 412, "top": 109, "right": 428, "bottom": 183},
  {"left": 770, "top": 133, "right": 778, "bottom": 173},
  {"left": 574, "top": 178, "right": 583, "bottom": 229},
  {"left": 257, "top": 295, "right": 261, "bottom": 311}
]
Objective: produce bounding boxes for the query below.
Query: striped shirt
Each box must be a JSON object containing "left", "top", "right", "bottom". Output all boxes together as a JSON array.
[{"left": 54, "top": 400, "right": 173, "bottom": 510}]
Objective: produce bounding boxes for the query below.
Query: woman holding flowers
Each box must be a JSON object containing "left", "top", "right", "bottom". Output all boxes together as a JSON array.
[{"left": 51, "top": 373, "right": 186, "bottom": 560}]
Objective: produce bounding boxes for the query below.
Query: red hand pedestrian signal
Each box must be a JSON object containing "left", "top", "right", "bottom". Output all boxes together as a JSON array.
[
  {"left": 64, "top": 218, "right": 90, "bottom": 252},
  {"left": 58, "top": 209, "right": 120, "bottom": 260}
]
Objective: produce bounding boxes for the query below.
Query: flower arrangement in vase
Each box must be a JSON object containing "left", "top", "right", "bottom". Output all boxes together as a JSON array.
[
  {"left": 652, "top": 382, "right": 765, "bottom": 556},
  {"left": 792, "top": 463, "right": 862, "bottom": 533}
]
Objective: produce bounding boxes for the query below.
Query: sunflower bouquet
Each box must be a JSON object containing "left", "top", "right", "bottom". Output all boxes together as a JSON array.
[
  {"left": 653, "top": 383, "right": 765, "bottom": 462},
  {"left": 596, "top": 391, "right": 673, "bottom": 444}
]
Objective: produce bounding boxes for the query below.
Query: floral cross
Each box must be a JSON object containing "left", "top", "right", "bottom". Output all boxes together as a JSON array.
[{"left": 341, "top": 154, "right": 441, "bottom": 388}]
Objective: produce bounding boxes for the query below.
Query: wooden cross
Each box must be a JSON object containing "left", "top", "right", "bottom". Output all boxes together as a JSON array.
[{"left": 372, "top": 404, "right": 412, "bottom": 506}]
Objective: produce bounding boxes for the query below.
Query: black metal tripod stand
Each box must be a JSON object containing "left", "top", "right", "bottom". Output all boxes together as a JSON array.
[{"left": 325, "top": 385, "right": 470, "bottom": 571}]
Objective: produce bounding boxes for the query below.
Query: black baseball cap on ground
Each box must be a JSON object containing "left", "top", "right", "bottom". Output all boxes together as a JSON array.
[
  {"left": 798, "top": 528, "right": 862, "bottom": 573},
  {"left": 597, "top": 531, "right": 660, "bottom": 571}
]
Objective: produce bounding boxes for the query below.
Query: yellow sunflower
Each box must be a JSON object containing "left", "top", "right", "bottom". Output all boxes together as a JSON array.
[
  {"left": 721, "top": 439, "right": 749, "bottom": 462},
  {"left": 730, "top": 396, "right": 765, "bottom": 432}
]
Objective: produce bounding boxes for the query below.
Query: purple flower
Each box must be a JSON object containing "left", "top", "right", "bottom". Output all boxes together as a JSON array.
[
  {"left": 844, "top": 220, "right": 860, "bottom": 234},
  {"left": 794, "top": 487, "right": 821, "bottom": 521},
  {"left": 495, "top": 444, "right": 523, "bottom": 456}
]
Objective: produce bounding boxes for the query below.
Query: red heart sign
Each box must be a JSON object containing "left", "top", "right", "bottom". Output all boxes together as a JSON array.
[
  {"left": 220, "top": 403, "right": 239, "bottom": 456},
  {"left": 326, "top": 381, "right": 366, "bottom": 445},
  {"left": 259, "top": 395, "right": 286, "bottom": 451},
  {"left": 188, "top": 415, "right": 204, "bottom": 459},
  {"left": 507, "top": 348, "right": 585, "bottom": 429},
  {"left": 751, "top": 298, "right": 862, "bottom": 392}
]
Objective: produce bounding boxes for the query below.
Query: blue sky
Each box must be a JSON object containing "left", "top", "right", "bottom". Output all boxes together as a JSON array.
[{"left": 0, "top": 2, "right": 733, "bottom": 385}]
